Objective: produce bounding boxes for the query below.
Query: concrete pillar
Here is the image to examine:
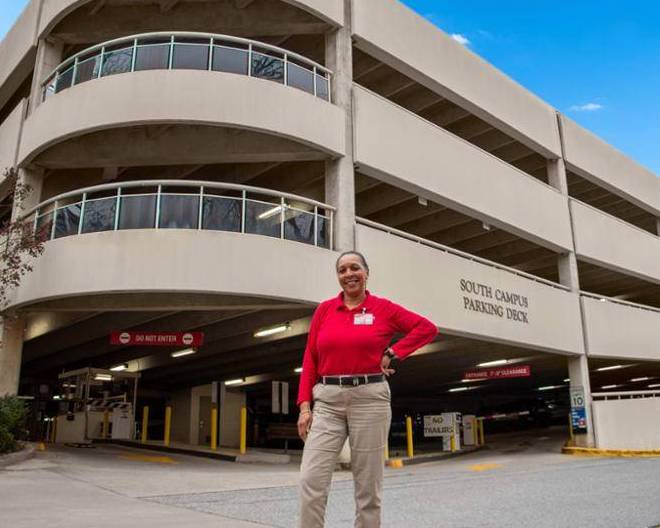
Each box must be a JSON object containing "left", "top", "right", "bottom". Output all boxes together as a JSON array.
[
  {"left": 28, "top": 37, "right": 64, "bottom": 115},
  {"left": 656, "top": 217, "right": 660, "bottom": 236},
  {"left": 548, "top": 157, "right": 596, "bottom": 447},
  {"left": 324, "top": 0, "right": 355, "bottom": 252},
  {"left": 0, "top": 315, "right": 26, "bottom": 396},
  {"left": 11, "top": 167, "right": 44, "bottom": 222}
]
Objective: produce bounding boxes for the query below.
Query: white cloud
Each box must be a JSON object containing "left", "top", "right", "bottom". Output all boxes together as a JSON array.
[
  {"left": 570, "top": 103, "right": 604, "bottom": 112},
  {"left": 451, "top": 33, "right": 470, "bottom": 46}
]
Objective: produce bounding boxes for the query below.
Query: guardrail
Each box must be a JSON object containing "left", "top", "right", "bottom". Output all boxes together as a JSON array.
[
  {"left": 592, "top": 390, "right": 660, "bottom": 401},
  {"left": 580, "top": 292, "right": 660, "bottom": 315},
  {"left": 356, "top": 217, "right": 570, "bottom": 291},
  {"left": 22, "top": 180, "right": 334, "bottom": 250},
  {"left": 42, "top": 32, "right": 332, "bottom": 102}
]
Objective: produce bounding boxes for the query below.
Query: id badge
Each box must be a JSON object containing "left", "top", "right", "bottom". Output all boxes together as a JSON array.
[{"left": 354, "top": 313, "right": 375, "bottom": 325}]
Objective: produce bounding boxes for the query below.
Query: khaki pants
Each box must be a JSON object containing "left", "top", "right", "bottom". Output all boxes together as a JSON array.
[{"left": 299, "top": 380, "right": 391, "bottom": 528}]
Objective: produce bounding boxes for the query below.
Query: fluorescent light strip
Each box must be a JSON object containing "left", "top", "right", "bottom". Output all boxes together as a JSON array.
[
  {"left": 538, "top": 385, "right": 561, "bottom": 391},
  {"left": 648, "top": 384, "right": 660, "bottom": 389},
  {"left": 254, "top": 324, "right": 289, "bottom": 338},
  {"left": 258, "top": 205, "right": 282, "bottom": 220},
  {"left": 110, "top": 364, "right": 128, "bottom": 372},
  {"left": 171, "top": 348, "right": 196, "bottom": 358},
  {"left": 596, "top": 365, "right": 625, "bottom": 372},
  {"left": 225, "top": 378, "right": 244, "bottom": 386},
  {"left": 477, "top": 359, "right": 508, "bottom": 367},
  {"left": 448, "top": 387, "right": 473, "bottom": 392},
  {"left": 95, "top": 374, "right": 112, "bottom": 381},
  {"left": 294, "top": 367, "right": 303, "bottom": 374},
  {"left": 631, "top": 377, "right": 650, "bottom": 382},
  {"left": 601, "top": 384, "right": 619, "bottom": 389}
]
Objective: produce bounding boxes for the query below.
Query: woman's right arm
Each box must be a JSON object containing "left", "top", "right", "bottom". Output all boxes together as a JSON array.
[{"left": 296, "top": 303, "right": 325, "bottom": 441}]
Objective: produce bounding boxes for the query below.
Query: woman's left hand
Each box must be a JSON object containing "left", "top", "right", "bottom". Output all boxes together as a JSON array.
[{"left": 380, "top": 354, "right": 396, "bottom": 377}]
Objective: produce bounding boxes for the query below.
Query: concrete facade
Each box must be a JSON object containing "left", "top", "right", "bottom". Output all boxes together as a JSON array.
[{"left": 1, "top": 0, "right": 659, "bottom": 450}]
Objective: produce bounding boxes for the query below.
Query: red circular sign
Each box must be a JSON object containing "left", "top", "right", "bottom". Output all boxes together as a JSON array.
[
  {"left": 119, "top": 332, "right": 131, "bottom": 345},
  {"left": 182, "top": 333, "right": 194, "bottom": 345}
]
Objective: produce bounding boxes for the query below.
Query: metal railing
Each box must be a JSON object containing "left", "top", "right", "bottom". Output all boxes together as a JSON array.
[
  {"left": 22, "top": 180, "right": 334, "bottom": 250},
  {"left": 592, "top": 390, "right": 660, "bottom": 401},
  {"left": 580, "top": 292, "right": 660, "bottom": 315},
  {"left": 42, "top": 32, "right": 332, "bottom": 102},
  {"left": 356, "top": 217, "right": 571, "bottom": 291}
]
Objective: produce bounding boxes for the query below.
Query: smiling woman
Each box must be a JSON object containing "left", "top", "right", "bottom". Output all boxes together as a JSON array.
[{"left": 296, "top": 250, "right": 437, "bottom": 528}]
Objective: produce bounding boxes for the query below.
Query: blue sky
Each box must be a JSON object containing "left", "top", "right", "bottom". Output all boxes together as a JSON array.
[{"left": 1, "top": 0, "right": 658, "bottom": 175}]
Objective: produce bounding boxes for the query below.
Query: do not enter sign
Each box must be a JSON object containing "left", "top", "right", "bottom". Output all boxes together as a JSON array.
[{"left": 110, "top": 331, "right": 204, "bottom": 347}]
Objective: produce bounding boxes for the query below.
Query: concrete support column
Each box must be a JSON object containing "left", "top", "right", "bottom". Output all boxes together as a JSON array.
[
  {"left": 656, "top": 217, "right": 660, "bottom": 236},
  {"left": 11, "top": 167, "right": 44, "bottom": 221},
  {"left": 28, "top": 37, "right": 64, "bottom": 115},
  {"left": 0, "top": 315, "right": 26, "bottom": 396},
  {"left": 325, "top": 0, "right": 355, "bottom": 252},
  {"left": 548, "top": 156, "right": 595, "bottom": 447}
]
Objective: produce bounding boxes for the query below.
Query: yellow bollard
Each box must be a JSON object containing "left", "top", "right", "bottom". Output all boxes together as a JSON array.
[
  {"left": 450, "top": 429, "right": 456, "bottom": 453},
  {"left": 103, "top": 409, "right": 110, "bottom": 439},
  {"left": 239, "top": 407, "right": 247, "bottom": 455},
  {"left": 210, "top": 405, "right": 218, "bottom": 450},
  {"left": 478, "top": 418, "right": 485, "bottom": 446},
  {"left": 164, "top": 406, "right": 172, "bottom": 447},
  {"left": 567, "top": 413, "right": 574, "bottom": 446},
  {"left": 405, "top": 416, "right": 414, "bottom": 459},
  {"left": 141, "top": 406, "right": 149, "bottom": 444}
]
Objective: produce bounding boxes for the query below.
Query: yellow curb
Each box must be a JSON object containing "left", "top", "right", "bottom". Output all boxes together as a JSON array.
[
  {"left": 562, "top": 446, "right": 660, "bottom": 458},
  {"left": 387, "top": 458, "right": 404, "bottom": 469},
  {"left": 119, "top": 454, "right": 177, "bottom": 464},
  {"left": 468, "top": 463, "right": 502, "bottom": 472}
]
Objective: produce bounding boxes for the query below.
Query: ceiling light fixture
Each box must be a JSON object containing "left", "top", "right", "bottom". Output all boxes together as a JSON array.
[
  {"left": 110, "top": 364, "right": 128, "bottom": 372},
  {"left": 294, "top": 367, "right": 303, "bottom": 374},
  {"left": 601, "top": 384, "right": 619, "bottom": 389},
  {"left": 225, "top": 378, "right": 244, "bottom": 386},
  {"left": 477, "top": 359, "right": 508, "bottom": 367},
  {"left": 631, "top": 377, "right": 650, "bottom": 382},
  {"left": 648, "top": 384, "right": 660, "bottom": 389},
  {"left": 171, "top": 348, "right": 196, "bottom": 358},
  {"left": 258, "top": 205, "right": 283, "bottom": 220},
  {"left": 538, "top": 385, "right": 561, "bottom": 391},
  {"left": 94, "top": 374, "right": 112, "bottom": 381},
  {"left": 596, "top": 365, "right": 625, "bottom": 372},
  {"left": 448, "top": 387, "right": 473, "bottom": 392},
  {"left": 254, "top": 324, "right": 290, "bottom": 338}
]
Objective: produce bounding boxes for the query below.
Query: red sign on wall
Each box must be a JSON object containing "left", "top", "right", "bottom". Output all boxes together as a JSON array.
[
  {"left": 110, "top": 331, "right": 204, "bottom": 347},
  {"left": 463, "top": 365, "right": 531, "bottom": 380}
]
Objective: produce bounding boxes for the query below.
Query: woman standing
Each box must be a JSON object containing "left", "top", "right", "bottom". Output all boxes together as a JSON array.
[{"left": 297, "top": 251, "right": 437, "bottom": 528}]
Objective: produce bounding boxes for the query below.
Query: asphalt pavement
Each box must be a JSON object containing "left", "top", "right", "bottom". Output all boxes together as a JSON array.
[{"left": 2, "top": 427, "right": 660, "bottom": 528}]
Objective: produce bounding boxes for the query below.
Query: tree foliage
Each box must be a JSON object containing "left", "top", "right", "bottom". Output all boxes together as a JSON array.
[
  {"left": 0, "top": 168, "right": 47, "bottom": 311},
  {"left": 0, "top": 395, "right": 28, "bottom": 454}
]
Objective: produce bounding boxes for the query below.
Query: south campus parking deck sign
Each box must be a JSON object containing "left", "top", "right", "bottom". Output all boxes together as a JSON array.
[{"left": 110, "top": 331, "right": 204, "bottom": 347}]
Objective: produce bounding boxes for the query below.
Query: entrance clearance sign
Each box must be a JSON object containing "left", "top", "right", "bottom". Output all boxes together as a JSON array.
[
  {"left": 463, "top": 365, "right": 531, "bottom": 380},
  {"left": 110, "top": 331, "right": 204, "bottom": 347}
]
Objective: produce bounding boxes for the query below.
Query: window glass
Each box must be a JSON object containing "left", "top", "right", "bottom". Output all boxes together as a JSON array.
[
  {"left": 134, "top": 44, "right": 170, "bottom": 71},
  {"left": 251, "top": 52, "right": 284, "bottom": 83},
  {"left": 159, "top": 194, "right": 200, "bottom": 229},
  {"left": 287, "top": 62, "right": 314, "bottom": 94},
  {"left": 172, "top": 44, "right": 209, "bottom": 70},
  {"left": 317, "top": 216, "right": 329, "bottom": 248},
  {"left": 245, "top": 200, "right": 281, "bottom": 238},
  {"left": 82, "top": 197, "right": 116, "bottom": 233},
  {"left": 118, "top": 195, "right": 157, "bottom": 230},
  {"left": 35, "top": 212, "right": 54, "bottom": 241},
  {"left": 212, "top": 46, "right": 249, "bottom": 75},
  {"left": 54, "top": 204, "right": 81, "bottom": 238},
  {"left": 101, "top": 47, "right": 133, "bottom": 77},
  {"left": 202, "top": 196, "right": 241, "bottom": 232},
  {"left": 55, "top": 66, "right": 74, "bottom": 93},
  {"left": 284, "top": 208, "right": 314, "bottom": 245},
  {"left": 316, "top": 74, "right": 329, "bottom": 101},
  {"left": 75, "top": 54, "right": 101, "bottom": 84}
]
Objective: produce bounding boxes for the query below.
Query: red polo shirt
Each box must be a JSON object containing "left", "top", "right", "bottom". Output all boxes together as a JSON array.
[{"left": 297, "top": 291, "right": 438, "bottom": 405}]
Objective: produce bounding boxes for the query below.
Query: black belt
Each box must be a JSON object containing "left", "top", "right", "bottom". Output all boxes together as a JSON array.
[{"left": 321, "top": 374, "right": 385, "bottom": 387}]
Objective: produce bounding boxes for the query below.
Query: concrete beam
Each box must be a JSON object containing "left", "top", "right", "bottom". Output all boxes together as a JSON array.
[
  {"left": 159, "top": 0, "right": 180, "bottom": 13},
  {"left": 35, "top": 125, "right": 327, "bottom": 169},
  {"left": 368, "top": 198, "right": 444, "bottom": 227},
  {"left": 357, "top": 183, "right": 414, "bottom": 217},
  {"left": 89, "top": 0, "right": 107, "bottom": 15}
]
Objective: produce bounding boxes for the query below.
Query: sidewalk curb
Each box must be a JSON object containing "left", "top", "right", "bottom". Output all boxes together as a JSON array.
[
  {"left": 0, "top": 443, "right": 37, "bottom": 469},
  {"left": 562, "top": 446, "right": 660, "bottom": 458},
  {"left": 387, "top": 446, "right": 482, "bottom": 468}
]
